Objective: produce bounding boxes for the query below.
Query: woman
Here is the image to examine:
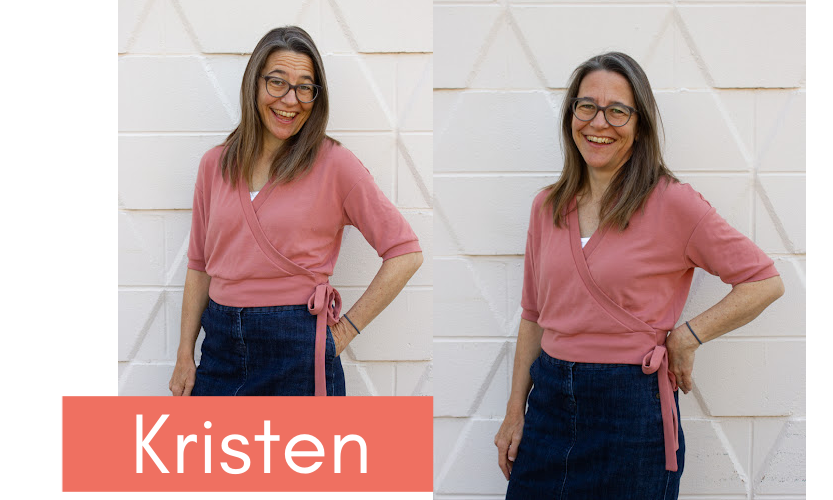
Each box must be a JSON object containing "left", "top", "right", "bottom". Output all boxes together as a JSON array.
[
  {"left": 168, "top": 26, "right": 422, "bottom": 397},
  {"left": 494, "top": 52, "right": 783, "bottom": 498}
]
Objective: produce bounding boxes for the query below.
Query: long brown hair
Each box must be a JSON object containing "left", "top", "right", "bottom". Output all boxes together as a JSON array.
[
  {"left": 544, "top": 52, "right": 677, "bottom": 230},
  {"left": 221, "top": 26, "right": 334, "bottom": 187}
]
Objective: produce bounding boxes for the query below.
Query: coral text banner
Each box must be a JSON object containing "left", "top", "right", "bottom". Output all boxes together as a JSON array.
[{"left": 63, "top": 396, "right": 432, "bottom": 492}]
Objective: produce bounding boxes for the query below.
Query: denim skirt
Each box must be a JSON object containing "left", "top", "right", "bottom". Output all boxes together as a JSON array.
[
  {"left": 505, "top": 352, "right": 685, "bottom": 500},
  {"left": 191, "top": 299, "right": 346, "bottom": 396}
]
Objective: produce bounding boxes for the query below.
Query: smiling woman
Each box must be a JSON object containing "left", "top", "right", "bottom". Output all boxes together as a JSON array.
[
  {"left": 168, "top": 26, "right": 423, "bottom": 398},
  {"left": 493, "top": 52, "right": 784, "bottom": 499},
  {"left": 570, "top": 71, "right": 637, "bottom": 176},
  {"left": 257, "top": 51, "right": 316, "bottom": 158},
  {"left": 218, "top": 27, "right": 331, "bottom": 189}
]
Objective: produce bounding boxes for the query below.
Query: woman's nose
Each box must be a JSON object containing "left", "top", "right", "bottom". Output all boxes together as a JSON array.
[
  {"left": 282, "top": 88, "right": 300, "bottom": 105},
  {"left": 590, "top": 109, "right": 609, "bottom": 128}
]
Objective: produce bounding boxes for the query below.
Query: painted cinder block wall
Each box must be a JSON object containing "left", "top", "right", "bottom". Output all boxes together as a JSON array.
[
  {"left": 118, "top": 0, "right": 433, "bottom": 397},
  {"left": 434, "top": 1, "right": 805, "bottom": 498}
]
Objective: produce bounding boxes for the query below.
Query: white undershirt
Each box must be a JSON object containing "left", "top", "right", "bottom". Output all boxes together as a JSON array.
[
  {"left": 581, "top": 236, "right": 590, "bottom": 248},
  {"left": 250, "top": 191, "right": 259, "bottom": 201}
]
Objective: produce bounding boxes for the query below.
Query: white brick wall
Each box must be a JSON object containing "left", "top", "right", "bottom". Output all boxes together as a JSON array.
[
  {"left": 434, "top": 1, "right": 805, "bottom": 499},
  {"left": 118, "top": 0, "right": 433, "bottom": 396},
  {"left": 118, "top": 0, "right": 805, "bottom": 496}
]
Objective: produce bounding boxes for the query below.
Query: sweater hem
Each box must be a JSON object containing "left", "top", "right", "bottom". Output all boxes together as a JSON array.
[{"left": 208, "top": 275, "right": 327, "bottom": 308}]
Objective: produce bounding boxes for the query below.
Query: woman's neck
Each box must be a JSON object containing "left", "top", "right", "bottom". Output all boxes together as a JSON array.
[
  {"left": 583, "top": 152, "right": 632, "bottom": 202},
  {"left": 584, "top": 169, "right": 615, "bottom": 203},
  {"left": 261, "top": 131, "right": 285, "bottom": 160},
  {"left": 255, "top": 137, "right": 284, "bottom": 180}
]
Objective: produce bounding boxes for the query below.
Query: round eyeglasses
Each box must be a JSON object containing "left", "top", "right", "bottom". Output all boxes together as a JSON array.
[
  {"left": 570, "top": 98, "right": 637, "bottom": 127},
  {"left": 261, "top": 76, "right": 321, "bottom": 103}
]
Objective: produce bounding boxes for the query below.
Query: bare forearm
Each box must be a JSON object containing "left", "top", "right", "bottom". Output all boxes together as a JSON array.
[
  {"left": 666, "top": 275, "right": 784, "bottom": 393},
  {"left": 506, "top": 319, "right": 544, "bottom": 415},
  {"left": 177, "top": 269, "right": 211, "bottom": 360},
  {"left": 682, "top": 276, "right": 784, "bottom": 343},
  {"left": 343, "top": 252, "right": 423, "bottom": 332},
  {"left": 494, "top": 319, "right": 542, "bottom": 479}
]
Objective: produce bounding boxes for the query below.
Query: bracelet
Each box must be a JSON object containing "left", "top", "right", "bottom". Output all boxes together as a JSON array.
[
  {"left": 685, "top": 321, "right": 702, "bottom": 345},
  {"left": 343, "top": 314, "right": 361, "bottom": 335}
]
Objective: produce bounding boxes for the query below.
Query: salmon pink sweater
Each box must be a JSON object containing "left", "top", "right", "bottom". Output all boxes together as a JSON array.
[
  {"left": 187, "top": 139, "right": 421, "bottom": 308},
  {"left": 521, "top": 178, "right": 778, "bottom": 471}
]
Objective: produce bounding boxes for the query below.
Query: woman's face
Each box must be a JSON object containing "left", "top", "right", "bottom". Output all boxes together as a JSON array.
[
  {"left": 571, "top": 70, "right": 638, "bottom": 176},
  {"left": 258, "top": 50, "right": 316, "bottom": 152}
]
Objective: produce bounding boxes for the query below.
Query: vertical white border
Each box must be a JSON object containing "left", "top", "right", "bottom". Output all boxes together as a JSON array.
[{"left": 806, "top": 1, "right": 826, "bottom": 499}]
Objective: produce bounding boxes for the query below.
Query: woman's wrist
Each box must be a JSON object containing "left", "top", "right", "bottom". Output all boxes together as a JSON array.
[
  {"left": 342, "top": 313, "right": 361, "bottom": 336},
  {"left": 671, "top": 324, "right": 701, "bottom": 351},
  {"left": 684, "top": 321, "right": 703, "bottom": 345},
  {"left": 176, "top": 346, "right": 196, "bottom": 361},
  {"left": 505, "top": 395, "right": 529, "bottom": 416}
]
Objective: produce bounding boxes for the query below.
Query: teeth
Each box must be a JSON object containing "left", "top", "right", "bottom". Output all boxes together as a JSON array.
[
  {"left": 586, "top": 135, "right": 614, "bottom": 144},
  {"left": 273, "top": 109, "right": 297, "bottom": 118}
]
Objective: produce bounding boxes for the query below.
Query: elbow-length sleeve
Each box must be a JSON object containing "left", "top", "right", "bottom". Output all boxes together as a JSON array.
[
  {"left": 342, "top": 174, "right": 421, "bottom": 261},
  {"left": 683, "top": 201, "right": 779, "bottom": 286},
  {"left": 186, "top": 154, "right": 209, "bottom": 272},
  {"left": 520, "top": 194, "right": 545, "bottom": 323},
  {"left": 521, "top": 227, "right": 540, "bottom": 323}
]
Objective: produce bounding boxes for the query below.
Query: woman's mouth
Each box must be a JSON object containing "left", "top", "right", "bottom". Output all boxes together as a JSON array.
[
  {"left": 585, "top": 135, "right": 614, "bottom": 144},
  {"left": 272, "top": 109, "right": 297, "bottom": 122}
]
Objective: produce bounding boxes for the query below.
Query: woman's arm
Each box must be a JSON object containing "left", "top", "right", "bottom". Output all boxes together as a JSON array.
[
  {"left": 666, "top": 275, "right": 785, "bottom": 394},
  {"left": 169, "top": 268, "right": 211, "bottom": 396},
  {"left": 494, "top": 318, "right": 544, "bottom": 480},
  {"left": 329, "top": 252, "right": 423, "bottom": 355}
]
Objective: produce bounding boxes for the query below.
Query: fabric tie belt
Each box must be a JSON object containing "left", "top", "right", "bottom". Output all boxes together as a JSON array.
[
  {"left": 307, "top": 283, "right": 342, "bottom": 396},
  {"left": 641, "top": 345, "right": 680, "bottom": 471}
]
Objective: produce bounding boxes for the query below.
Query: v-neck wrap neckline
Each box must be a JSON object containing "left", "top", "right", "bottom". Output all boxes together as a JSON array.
[
  {"left": 568, "top": 197, "right": 603, "bottom": 258},
  {"left": 239, "top": 178, "right": 313, "bottom": 278}
]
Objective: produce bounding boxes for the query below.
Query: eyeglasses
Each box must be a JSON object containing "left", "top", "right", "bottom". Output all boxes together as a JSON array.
[
  {"left": 261, "top": 76, "right": 321, "bottom": 103},
  {"left": 570, "top": 98, "right": 637, "bottom": 127}
]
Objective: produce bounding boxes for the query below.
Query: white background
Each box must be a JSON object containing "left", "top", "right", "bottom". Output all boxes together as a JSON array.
[{"left": 0, "top": 1, "right": 825, "bottom": 499}]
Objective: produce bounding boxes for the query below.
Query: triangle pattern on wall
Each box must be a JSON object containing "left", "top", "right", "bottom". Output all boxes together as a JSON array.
[
  {"left": 433, "top": 1, "right": 804, "bottom": 496},
  {"left": 119, "top": 0, "right": 433, "bottom": 397}
]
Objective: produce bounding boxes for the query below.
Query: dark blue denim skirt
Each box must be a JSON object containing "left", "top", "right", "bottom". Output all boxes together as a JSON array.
[
  {"left": 506, "top": 352, "right": 684, "bottom": 500},
  {"left": 191, "top": 299, "right": 346, "bottom": 396}
]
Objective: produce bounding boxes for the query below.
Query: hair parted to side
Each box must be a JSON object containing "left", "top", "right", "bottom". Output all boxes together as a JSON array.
[
  {"left": 544, "top": 51, "right": 678, "bottom": 230},
  {"left": 221, "top": 26, "right": 337, "bottom": 187}
]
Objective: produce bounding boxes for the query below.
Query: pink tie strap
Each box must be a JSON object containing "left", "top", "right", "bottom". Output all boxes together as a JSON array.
[
  {"left": 307, "top": 283, "right": 342, "bottom": 396},
  {"left": 642, "top": 345, "right": 680, "bottom": 471}
]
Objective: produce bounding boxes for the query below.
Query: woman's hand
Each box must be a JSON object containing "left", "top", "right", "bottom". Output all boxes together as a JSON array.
[
  {"left": 171, "top": 269, "right": 210, "bottom": 396},
  {"left": 495, "top": 410, "right": 525, "bottom": 480},
  {"left": 495, "top": 318, "right": 543, "bottom": 480},
  {"left": 169, "top": 357, "right": 197, "bottom": 396},
  {"left": 665, "top": 326, "right": 700, "bottom": 394},
  {"left": 331, "top": 319, "right": 359, "bottom": 357}
]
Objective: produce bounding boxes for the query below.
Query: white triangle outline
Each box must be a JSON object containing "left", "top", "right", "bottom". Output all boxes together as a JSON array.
[{"left": 121, "top": 0, "right": 155, "bottom": 54}]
